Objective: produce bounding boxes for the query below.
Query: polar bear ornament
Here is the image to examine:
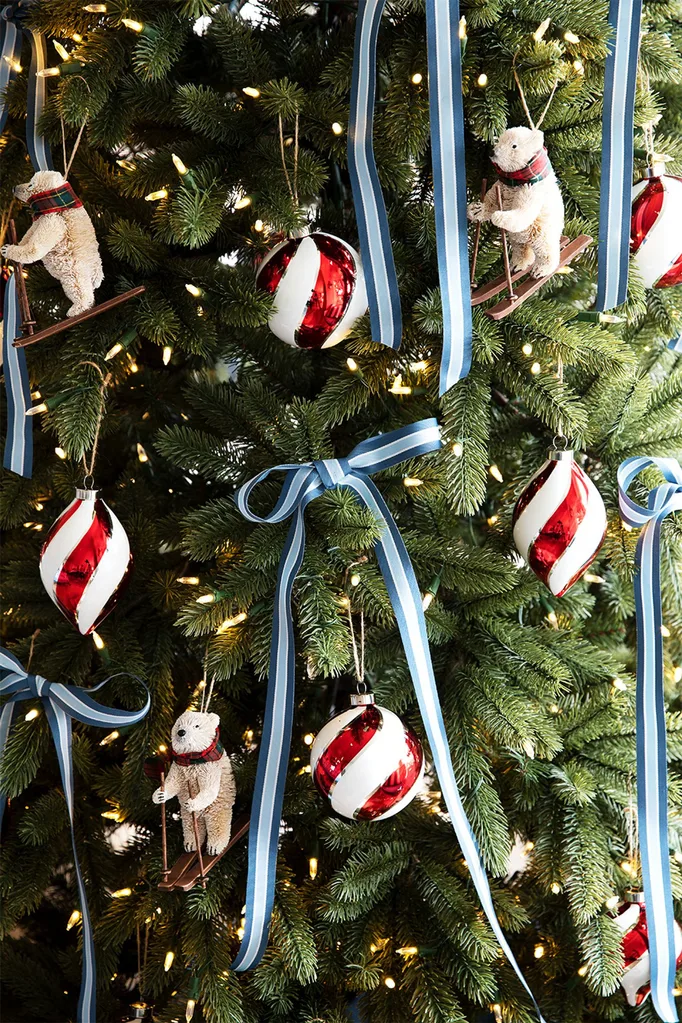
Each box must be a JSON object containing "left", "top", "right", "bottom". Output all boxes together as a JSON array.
[
  {"left": 152, "top": 710, "right": 236, "bottom": 857},
  {"left": 1, "top": 170, "right": 104, "bottom": 316}
]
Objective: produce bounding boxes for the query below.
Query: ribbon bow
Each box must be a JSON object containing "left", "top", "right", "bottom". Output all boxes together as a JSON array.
[
  {"left": 348, "top": 1, "right": 471, "bottom": 397},
  {"left": 231, "top": 419, "right": 546, "bottom": 1020},
  {"left": 1, "top": 0, "right": 53, "bottom": 478},
  {"left": 0, "top": 647, "right": 150, "bottom": 1023},
  {"left": 619, "top": 456, "right": 682, "bottom": 1022}
]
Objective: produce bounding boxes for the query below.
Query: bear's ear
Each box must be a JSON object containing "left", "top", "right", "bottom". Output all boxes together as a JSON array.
[
  {"left": 207, "top": 712, "right": 220, "bottom": 732},
  {"left": 530, "top": 128, "right": 544, "bottom": 151}
]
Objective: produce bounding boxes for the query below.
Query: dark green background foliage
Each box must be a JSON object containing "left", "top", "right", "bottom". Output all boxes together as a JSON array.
[{"left": 3, "top": 0, "right": 682, "bottom": 1020}]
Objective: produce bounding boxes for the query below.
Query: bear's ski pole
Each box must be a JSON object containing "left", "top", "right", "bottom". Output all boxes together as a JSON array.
[
  {"left": 7, "top": 221, "right": 36, "bottom": 337},
  {"left": 159, "top": 769, "right": 169, "bottom": 879},
  {"left": 470, "top": 179, "right": 487, "bottom": 287},
  {"left": 495, "top": 183, "right": 517, "bottom": 301}
]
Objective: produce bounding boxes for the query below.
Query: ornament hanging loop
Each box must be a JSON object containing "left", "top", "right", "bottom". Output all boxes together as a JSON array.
[{"left": 76, "top": 360, "right": 111, "bottom": 485}]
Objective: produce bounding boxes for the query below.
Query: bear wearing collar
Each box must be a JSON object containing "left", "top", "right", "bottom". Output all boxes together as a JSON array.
[
  {"left": 152, "top": 710, "right": 236, "bottom": 856},
  {"left": 467, "top": 126, "right": 564, "bottom": 279}
]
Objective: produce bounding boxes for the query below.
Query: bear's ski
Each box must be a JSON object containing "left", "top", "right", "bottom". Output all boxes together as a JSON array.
[{"left": 158, "top": 815, "right": 250, "bottom": 891}]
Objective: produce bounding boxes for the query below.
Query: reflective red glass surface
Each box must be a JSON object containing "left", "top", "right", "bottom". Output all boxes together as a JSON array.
[
  {"left": 295, "top": 235, "right": 356, "bottom": 349},
  {"left": 528, "top": 462, "right": 588, "bottom": 587},
  {"left": 631, "top": 179, "right": 663, "bottom": 255},
  {"left": 313, "top": 706, "right": 381, "bottom": 799},
  {"left": 356, "top": 727, "right": 423, "bottom": 820}
]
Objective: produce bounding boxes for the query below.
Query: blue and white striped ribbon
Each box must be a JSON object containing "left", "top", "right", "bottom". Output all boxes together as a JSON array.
[
  {"left": 2, "top": 273, "right": 32, "bottom": 475},
  {"left": 1, "top": 1, "right": 53, "bottom": 478},
  {"left": 619, "top": 456, "right": 682, "bottom": 1022},
  {"left": 348, "top": 1, "right": 471, "bottom": 397},
  {"left": 595, "top": 0, "right": 643, "bottom": 312},
  {"left": 231, "top": 419, "right": 546, "bottom": 1021},
  {"left": 0, "top": 646, "right": 150, "bottom": 1023}
]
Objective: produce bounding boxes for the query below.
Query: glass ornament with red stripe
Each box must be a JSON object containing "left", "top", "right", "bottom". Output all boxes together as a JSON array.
[
  {"left": 255, "top": 231, "right": 368, "bottom": 350},
  {"left": 631, "top": 168, "right": 682, "bottom": 289},
  {"left": 39, "top": 487, "right": 132, "bottom": 635},
  {"left": 511, "top": 447, "right": 607, "bottom": 597},
  {"left": 310, "top": 690, "right": 425, "bottom": 821}
]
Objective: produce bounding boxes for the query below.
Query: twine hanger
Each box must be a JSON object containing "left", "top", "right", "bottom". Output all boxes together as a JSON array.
[
  {"left": 346, "top": 604, "right": 366, "bottom": 691},
  {"left": 77, "top": 361, "right": 111, "bottom": 488},
  {"left": 512, "top": 54, "right": 559, "bottom": 131}
]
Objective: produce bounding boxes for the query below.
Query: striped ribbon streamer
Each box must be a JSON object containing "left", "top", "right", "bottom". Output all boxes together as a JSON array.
[
  {"left": 1, "top": 0, "right": 53, "bottom": 478},
  {"left": 619, "top": 456, "right": 682, "bottom": 1022},
  {"left": 348, "top": 1, "right": 471, "bottom": 397},
  {"left": 595, "top": 0, "right": 643, "bottom": 312},
  {"left": 2, "top": 272, "right": 32, "bottom": 475},
  {"left": 0, "top": 647, "right": 150, "bottom": 1023},
  {"left": 668, "top": 334, "right": 682, "bottom": 353},
  {"left": 231, "top": 419, "right": 546, "bottom": 1021}
]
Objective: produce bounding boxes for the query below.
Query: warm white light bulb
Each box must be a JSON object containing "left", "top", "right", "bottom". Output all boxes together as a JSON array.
[
  {"left": 162, "top": 346, "right": 172, "bottom": 365},
  {"left": 145, "top": 189, "right": 168, "bottom": 202},
  {"left": 172, "top": 153, "right": 188, "bottom": 175},
  {"left": 242, "top": 86, "right": 260, "bottom": 98},
  {"left": 55, "top": 447, "right": 67, "bottom": 459},
  {"left": 308, "top": 856, "right": 318, "bottom": 879},
  {"left": 164, "top": 950, "right": 175, "bottom": 971},
  {"left": 66, "top": 909, "right": 82, "bottom": 930},
  {"left": 331, "top": 122, "right": 343, "bottom": 135},
  {"left": 477, "top": 73, "right": 488, "bottom": 87},
  {"left": 411, "top": 72, "right": 423, "bottom": 84},
  {"left": 92, "top": 631, "right": 105, "bottom": 650},
  {"left": 489, "top": 464, "right": 503, "bottom": 482},
  {"left": 53, "top": 41, "right": 71, "bottom": 61},
  {"left": 346, "top": 357, "right": 358, "bottom": 371},
  {"left": 25, "top": 708, "right": 40, "bottom": 722},
  {"left": 185, "top": 283, "right": 202, "bottom": 297},
  {"left": 122, "top": 18, "right": 144, "bottom": 32}
]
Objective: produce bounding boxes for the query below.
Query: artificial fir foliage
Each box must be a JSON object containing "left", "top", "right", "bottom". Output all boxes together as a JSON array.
[{"left": 2, "top": 1, "right": 682, "bottom": 1022}]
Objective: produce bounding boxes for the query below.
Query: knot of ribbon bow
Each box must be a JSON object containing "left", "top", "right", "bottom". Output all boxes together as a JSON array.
[
  {"left": 0, "top": 646, "right": 150, "bottom": 1023},
  {"left": 619, "top": 457, "right": 682, "bottom": 1023},
  {"left": 232, "top": 419, "right": 546, "bottom": 1020},
  {"left": 1, "top": 0, "right": 53, "bottom": 480}
]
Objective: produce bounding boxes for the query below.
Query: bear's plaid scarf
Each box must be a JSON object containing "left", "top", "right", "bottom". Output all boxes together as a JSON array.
[
  {"left": 491, "top": 147, "right": 553, "bottom": 187},
  {"left": 171, "top": 729, "right": 224, "bottom": 766},
  {"left": 28, "top": 182, "right": 83, "bottom": 219}
]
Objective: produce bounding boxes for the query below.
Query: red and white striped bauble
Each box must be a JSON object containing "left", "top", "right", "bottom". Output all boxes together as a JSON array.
[
  {"left": 255, "top": 232, "right": 367, "bottom": 349},
  {"left": 40, "top": 488, "right": 132, "bottom": 635},
  {"left": 631, "top": 174, "right": 682, "bottom": 289},
  {"left": 613, "top": 892, "right": 682, "bottom": 1007},
  {"left": 512, "top": 449, "right": 607, "bottom": 597},
  {"left": 310, "top": 693, "right": 424, "bottom": 821}
]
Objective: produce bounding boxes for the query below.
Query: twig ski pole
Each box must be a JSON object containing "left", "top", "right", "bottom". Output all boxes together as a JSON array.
[{"left": 470, "top": 178, "right": 488, "bottom": 287}]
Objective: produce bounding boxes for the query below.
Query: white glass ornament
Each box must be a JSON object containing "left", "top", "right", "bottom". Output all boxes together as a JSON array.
[
  {"left": 256, "top": 232, "right": 368, "bottom": 349},
  {"left": 40, "top": 488, "right": 132, "bottom": 635},
  {"left": 631, "top": 172, "right": 682, "bottom": 289},
  {"left": 512, "top": 447, "right": 606, "bottom": 597},
  {"left": 310, "top": 692, "right": 424, "bottom": 821}
]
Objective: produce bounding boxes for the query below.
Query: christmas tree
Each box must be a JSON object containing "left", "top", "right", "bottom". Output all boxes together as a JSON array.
[{"left": 2, "top": 1, "right": 682, "bottom": 1022}]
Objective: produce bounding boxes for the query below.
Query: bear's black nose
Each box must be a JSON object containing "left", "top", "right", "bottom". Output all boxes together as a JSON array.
[{"left": 177, "top": 728, "right": 186, "bottom": 737}]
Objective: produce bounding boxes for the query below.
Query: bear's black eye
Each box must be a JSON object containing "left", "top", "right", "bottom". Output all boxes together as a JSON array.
[
  {"left": 195, "top": 724, "right": 199, "bottom": 727},
  {"left": 512, "top": 144, "right": 517, "bottom": 149}
]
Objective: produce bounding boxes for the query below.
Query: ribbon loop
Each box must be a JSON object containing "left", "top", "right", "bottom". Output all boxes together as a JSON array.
[
  {"left": 231, "top": 419, "right": 546, "bottom": 1022},
  {"left": 0, "top": 646, "right": 150, "bottom": 1023},
  {"left": 618, "top": 456, "right": 682, "bottom": 1022},
  {"left": 1, "top": 0, "right": 53, "bottom": 478}
]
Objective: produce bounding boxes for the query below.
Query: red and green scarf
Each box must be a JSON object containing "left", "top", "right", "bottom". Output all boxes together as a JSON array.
[
  {"left": 491, "top": 147, "right": 553, "bottom": 188},
  {"left": 171, "top": 729, "right": 225, "bottom": 767},
  {"left": 28, "top": 182, "right": 83, "bottom": 220}
]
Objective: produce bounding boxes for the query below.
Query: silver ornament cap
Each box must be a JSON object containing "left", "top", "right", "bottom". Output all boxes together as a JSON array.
[
  {"left": 548, "top": 448, "right": 574, "bottom": 462},
  {"left": 350, "top": 691, "right": 375, "bottom": 707}
]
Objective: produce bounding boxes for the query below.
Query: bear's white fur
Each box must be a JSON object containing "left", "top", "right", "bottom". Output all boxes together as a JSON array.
[
  {"left": 152, "top": 710, "right": 236, "bottom": 857},
  {"left": 467, "top": 126, "right": 564, "bottom": 278},
  {"left": 1, "top": 170, "right": 104, "bottom": 316}
]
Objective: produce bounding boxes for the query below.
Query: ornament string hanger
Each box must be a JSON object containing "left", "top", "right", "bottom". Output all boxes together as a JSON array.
[
  {"left": 554, "top": 354, "right": 569, "bottom": 449},
  {"left": 512, "top": 54, "right": 559, "bottom": 131},
  {"left": 60, "top": 77, "right": 91, "bottom": 178},
  {"left": 200, "top": 647, "right": 217, "bottom": 713},
  {"left": 77, "top": 361, "right": 111, "bottom": 489},
  {"left": 346, "top": 604, "right": 366, "bottom": 692},
  {"left": 277, "top": 108, "right": 300, "bottom": 213},
  {"left": 626, "top": 773, "right": 641, "bottom": 885}
]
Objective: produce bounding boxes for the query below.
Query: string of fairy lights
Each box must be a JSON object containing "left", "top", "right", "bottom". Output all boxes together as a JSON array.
[{"left": 7, "top": 5, "right": 677, "bottom": 1020}]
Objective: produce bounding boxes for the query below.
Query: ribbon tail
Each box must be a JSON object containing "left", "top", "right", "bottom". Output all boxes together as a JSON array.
[
  {"left": 3, "top": 272, "right": 33, "bottom": 478},
  {"left": 425, "top": 0, "right": 472, "bottom": 396},
  {"left": 345, "top": 474, "right": 547, "bottom": 1022},
  {"left": 635, "top": 517, "right": 678, "bottom": 1022},
  {"left": 595, "top": 0, "right": 642, "bottom": 311},
  {"left": 0, "top": 17, "right": 20, "bottom": 135},
  {"left": 26, "top": 28, "right": 53, "bottom": 172},
  {"left": 42, "top": 701, "right": 96, "bottom": 1023},
  {"left": 232, "top": 506, "right": 308, "bottom": 971},
  {"left": 348, "top": 0, "right": 402, "bottom": 351}
]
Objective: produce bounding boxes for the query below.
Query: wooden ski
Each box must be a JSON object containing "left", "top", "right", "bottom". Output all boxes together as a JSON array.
[
  {"left": 485, "top": 235, "right": 592, "bottom": 320},
  {"left": 12, "top": 285, "right": 146, "bottom": 348},
  {"left": 471, "top": 236, "right": 571, "bottom": 307},
  {"left": 158, "top": 850, "right": 198, "bottom": 891},
  {"left": 158, "top": 815, "right": 250, "bottom": 892}
]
